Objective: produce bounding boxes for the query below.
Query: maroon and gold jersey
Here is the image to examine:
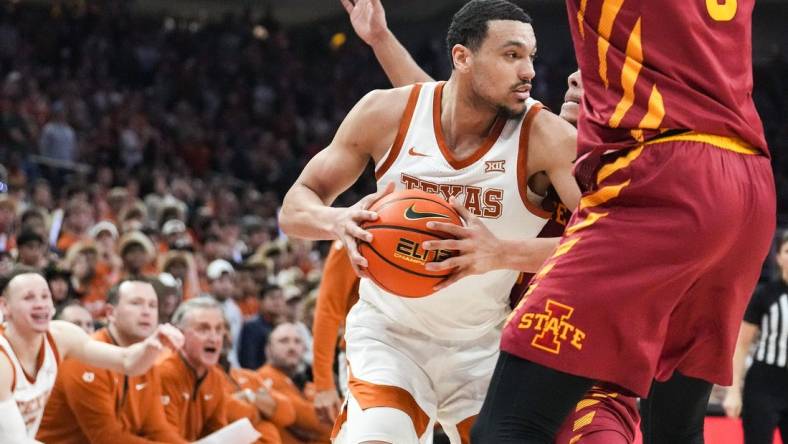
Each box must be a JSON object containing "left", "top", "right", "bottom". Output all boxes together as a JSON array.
[{"left": 568, "top": 0, "right": 768, "bottom": 157}]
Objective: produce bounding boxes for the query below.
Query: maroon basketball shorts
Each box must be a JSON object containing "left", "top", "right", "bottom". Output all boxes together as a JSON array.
[
  {"left": 501, "top": 132, "right": 776, "bottom": 397},
  {"left": 555, "top": 385, "right": 639, "bottom": 444}
]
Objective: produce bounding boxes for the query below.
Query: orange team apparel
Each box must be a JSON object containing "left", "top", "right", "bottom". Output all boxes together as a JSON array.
[
  {"left": 312, "top": 242, "right": 359, "bottom": 392},
  {"left": 37, "top": 328, "right": 185, "bottom": 444},
  {"left": 258, "top": 364, "right": 331, "bottom": 444},
  {"left": 221, "top": 367, "right": 298, "bottom": 444},
  {"left": 157, "top": 352, "right": 227, "bottom": 441}
]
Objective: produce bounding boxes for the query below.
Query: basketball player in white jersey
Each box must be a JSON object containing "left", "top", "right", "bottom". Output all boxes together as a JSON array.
[
  {"left": 0, "top": 271, "right": 184, "bottom": 443},
  {"left": 280, "top": 1, "right": 579, "bottom": 442}
]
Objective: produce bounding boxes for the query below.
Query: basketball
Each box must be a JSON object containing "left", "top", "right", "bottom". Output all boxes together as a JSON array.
[{"left": 359, "top": 189, "right": 462, "bottom": 298}]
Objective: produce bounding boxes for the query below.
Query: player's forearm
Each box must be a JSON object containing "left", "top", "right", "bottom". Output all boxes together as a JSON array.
[
  {"left": 730, "top": 323, "right": 757, "bottom": 390},
  {"left": 280, "top": 184, "right": 344, "bottom": 241},
  {"left": 370, "top": 29, "right": 433, "bottom": 87},
  {"left": 497, "top": 237, "right": 560, "bottom": 273},
  {"left": 121, "top": 341, "right": 160, "bottom": 376},
  {"left": 0, "top": 397, "right": 29, "bottom": 443}
]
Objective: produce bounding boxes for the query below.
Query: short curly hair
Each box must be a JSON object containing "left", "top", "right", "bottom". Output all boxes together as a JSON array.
[{"left": 446, "top": 0, "right": 532, "bottom": 67}]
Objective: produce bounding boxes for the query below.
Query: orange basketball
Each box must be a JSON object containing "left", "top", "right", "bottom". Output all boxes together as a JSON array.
[{"left": 359, "top": 189, "right": 462, "bottom": 298}]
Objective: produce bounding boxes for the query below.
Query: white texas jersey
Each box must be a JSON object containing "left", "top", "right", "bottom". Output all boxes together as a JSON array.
[
  {"left": 0, "top": 330, "right": 60, "bottom": 438},
  {"left": 363, "top": 81, "right": 552, "bottom": 341}
]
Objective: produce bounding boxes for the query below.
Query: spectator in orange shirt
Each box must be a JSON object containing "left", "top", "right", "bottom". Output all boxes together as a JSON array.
[
  {"left": 219, "top": 325, "right": 296, "bottom": 444},
  {"left": 157, "top": 297, "right": 229, "bottom": 440},
  {"left": 160, "top": 249, "right": 200, "bottom": 301},
  {"left": 37, "top": 279, "right": 186, "bottom": 443},
  {"left": 118, "top": 231, "right": 156, "bottom": 279},
  {"left": 56, "top": 199, "right": 94, "bottom": 253},
  {"left": 258, "top": 323, "right": 331, "bottom": 444},
  {"left": 310, "top": 242, "right": 359, "bottom": 425},
  {"left": 66, "top": 241, "right": 112, "bottom": 319},
  {"left": 89, "top": 221, "right": 122, "bottom": 283}
]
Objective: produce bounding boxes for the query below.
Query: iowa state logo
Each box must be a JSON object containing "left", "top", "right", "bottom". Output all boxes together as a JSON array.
[{"left": 516, "top": 299, "right": 586, "bottom": 354}]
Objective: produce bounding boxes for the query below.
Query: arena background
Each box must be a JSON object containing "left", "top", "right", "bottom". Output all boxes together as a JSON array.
[{"left": 0, "top": 0, "right": 786, "bottom": 443}]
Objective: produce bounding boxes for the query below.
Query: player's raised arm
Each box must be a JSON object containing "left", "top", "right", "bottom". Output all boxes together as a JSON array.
[
  {"left": 279, "top": 87, "right": 409, "bottom": 271},
  {"left": 51, "top": 320, "right": 183, "bottom": 376},
  {"left": 341, "top": 0, "right": 433, "bottom": 86}
]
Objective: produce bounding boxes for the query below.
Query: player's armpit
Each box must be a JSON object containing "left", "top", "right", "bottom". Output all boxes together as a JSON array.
[
  {"left": 279, "top": 87, "right": 412, "bottom": 241},
  {"left": 528, "top": 111, "right": 581, "bottom": 210}
]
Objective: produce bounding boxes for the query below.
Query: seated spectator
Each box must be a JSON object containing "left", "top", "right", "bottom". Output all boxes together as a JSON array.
[
  {"left": 0, "top": 195, "right": 17, "bottom": 253},
  {"left": 19, "top": 207, "right": 49, "bottom": 241},
  {"left": 15, "top": 228, "right": 46, "bottom": 269},
  {"left": 44, "top": 265, "right": 74, "bottom": 312},
  {"left": 55, "top": 303, "right": 94, "bottom": 334},
  {"left": 118, "top": 230, "right": 156, "bottom": 279},
  {"left": 239, "top": 284, "right": 286, "bottom": 370},
  {"left": 160, "top": 249, "right": 200, "bottom": 300},
  {"left": 157, "top": 297, "right": 228, "bottom": 440},
  {"left": 206, "top": 258, "right": 243, "bottom": 368},
  {"left": 236, "top": 264, "right": 262, "bottom": 319},
  {"left": 38, "top": 279, "right": 185, "bottom": 443},
  {"left": 117, "top": 201, "right": 148, "bottom": 234},
  {"left": 161, "top": 218, "right": 191, "bottom": 252},
  {"left": 154, "top": 272, "right": 183, "bottom": 324},
  {"left": 66, "top": 240, "right": 112, "bottom": 319},
  {"left": 89, "top": 220, "right": 122, "bottom": 282},
  {"left": 258, "top": 323, "right": 331, "bottom": 444},
  {"left": 57, "top": 199, "right": 94, "bottom": 253},
  {"left": 220, "top": 323, "right": 295, "bottom": 444}
]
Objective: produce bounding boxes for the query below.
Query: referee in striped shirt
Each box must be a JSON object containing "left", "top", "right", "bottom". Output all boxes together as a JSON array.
[{"left": 725, "top": 230, "right": 788, "bottom": 444}]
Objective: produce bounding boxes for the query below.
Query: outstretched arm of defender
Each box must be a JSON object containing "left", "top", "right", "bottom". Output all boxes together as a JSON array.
[
  {"left": 51, "top": 321, "right": 183, "bottom": 376},
  {"left": 424, "top": 110, "right": 581, "bottom": 281},
  {"left": 280, "top": 87, "right": 409, "bottom": 274},
  {"left": 341, "top": 0, "right": 433, "bottom": 86}
]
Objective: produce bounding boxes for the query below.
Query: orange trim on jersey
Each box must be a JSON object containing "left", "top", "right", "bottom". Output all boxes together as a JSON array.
[
  {"left": 457, "top": 415, "right": 477, "bottom": 444},
  {"left": 45, "top": 331, "right": 61, "bottom": 365},
  {"left": 347, "top": 368, "right": 431, "bottom": 438},
  {"left": 0, "top": 346, "right": 16, "bottom": 391},
  {"left": 516, "top": 104, "right": 552, "bottom": 219},
  {"left": 330, "top": 404, "right": 348, "bottom": 439},
  {"left": 375, "top": 83, "right": 424, "bottom": 180},
  {"left": 3, "top": 334, "right": 46, "bottom": 384},
  {"left": 432, "top": 82, "right": 506, "bottom": 170}
]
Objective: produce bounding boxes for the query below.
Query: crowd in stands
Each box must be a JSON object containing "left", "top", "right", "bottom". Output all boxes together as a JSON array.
[{"left": 0, "top": 0, "right": 785, "bottom": 441}]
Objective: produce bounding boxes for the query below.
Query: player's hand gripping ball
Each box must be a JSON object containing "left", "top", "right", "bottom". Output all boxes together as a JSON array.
[{"left": 359, "top": 189, "right": 461, "bottom": 297}]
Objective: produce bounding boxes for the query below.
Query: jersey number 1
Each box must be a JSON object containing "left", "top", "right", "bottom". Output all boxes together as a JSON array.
[{"left": 706, "top": 0, "right": 737, "bottom": 21}]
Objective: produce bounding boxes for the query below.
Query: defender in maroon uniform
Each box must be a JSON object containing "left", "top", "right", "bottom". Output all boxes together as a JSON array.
[{"left": 473, "top": 1, "right": 776, "bottom": 443}]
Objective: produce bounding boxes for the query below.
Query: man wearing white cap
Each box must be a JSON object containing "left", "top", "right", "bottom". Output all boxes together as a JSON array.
[
  {"left": 205, "top": 259, "right": 242, "bottom": 368},
  {"left": 161, "top": 219, "right": 191, "bottom": 250}
]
